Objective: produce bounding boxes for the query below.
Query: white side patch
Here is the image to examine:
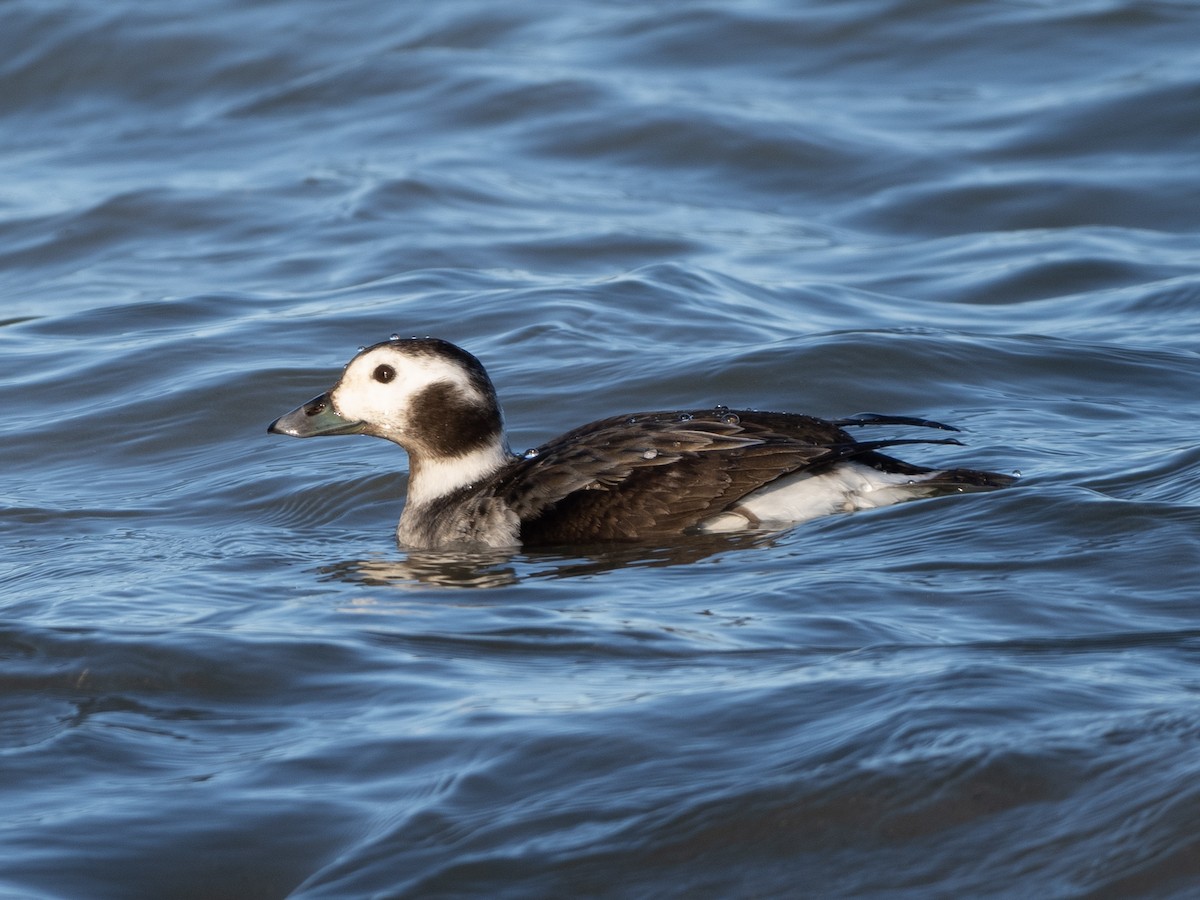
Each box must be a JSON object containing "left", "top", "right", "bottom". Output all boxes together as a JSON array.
[{"left": 697, "top": 462, "right": 943, "bottom": 533}]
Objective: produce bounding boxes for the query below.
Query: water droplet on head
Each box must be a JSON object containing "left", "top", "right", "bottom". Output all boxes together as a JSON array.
[
  {"left": 714, "top": 404, "right": 728, "bottom": 413},
  {"left": 626, "top": 416, "right": 639, "bottom": 425},
  {"left": 721, "top": 413, "right": 740, "bottom": 425},
  {"left": 1011, "top": 469, "right": 1022, "bottom": 478},
  {"left": 390, "top": 333, "right": 400, "bottom": 341},
  {"left": 642, "top": 448, "right": 658, "bottom": 460},
  {"left": 678, "top": 413, "right": 693, "bottom": 422},
  {"left": 522, "top": 448, "right": 541, "bottom": 460},
  {"left": 357, "top": 346, "right": 365, "bottom": 352}
]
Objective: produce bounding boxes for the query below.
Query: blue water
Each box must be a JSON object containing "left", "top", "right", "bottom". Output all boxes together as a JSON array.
[{"left": 4, "top": 1, "right": 1200, "bottom": 896}]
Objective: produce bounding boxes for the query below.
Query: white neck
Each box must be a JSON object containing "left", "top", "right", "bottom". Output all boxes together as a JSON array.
[{"left": 404, "top": 439, "right": 512, "bottom": 508}]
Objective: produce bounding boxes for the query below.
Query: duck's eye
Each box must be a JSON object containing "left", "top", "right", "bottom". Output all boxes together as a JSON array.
[{"left": 373, "top": 364, "right": 396, "bottom": 384}]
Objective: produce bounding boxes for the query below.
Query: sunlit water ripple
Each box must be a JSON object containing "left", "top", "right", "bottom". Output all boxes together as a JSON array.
[{"left": 3, "top": 1, "right": 1200, "bottom": 897}]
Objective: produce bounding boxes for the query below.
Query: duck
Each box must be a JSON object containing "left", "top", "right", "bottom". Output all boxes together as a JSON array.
[{"left": 268, "top": 336, "right": 1013, "bottom": 548}]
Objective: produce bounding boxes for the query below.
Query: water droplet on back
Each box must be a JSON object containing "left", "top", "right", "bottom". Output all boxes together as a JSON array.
[
  {"left": 522, "top": 448, "right": 541, "bottom": 460},
  {"left": 721, "top": 413, "right": 740, "bottom": 425},
  {"left": 1011, "top": 469, "right": 1022, "bottom": 478},
  {"left": 678, "top": 413, "right": 693, "bottom": 422},
  {"left": 642, "top": 448, "right": 658, "bottom": 460}
]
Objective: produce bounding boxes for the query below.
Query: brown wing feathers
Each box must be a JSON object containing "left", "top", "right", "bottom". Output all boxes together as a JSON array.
[{"left": 499, "top": 409, "right": 939, "bottom": 543}]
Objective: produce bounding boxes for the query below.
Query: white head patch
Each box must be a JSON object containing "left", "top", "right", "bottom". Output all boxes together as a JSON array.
[{"left": 329, "top": 344, "right": 483, "bottom": 439}]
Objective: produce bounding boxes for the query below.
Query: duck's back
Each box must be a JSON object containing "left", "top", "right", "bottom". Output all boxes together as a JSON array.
[{"left": 481, "top": 409, "right": 1010, "bottom": 546}]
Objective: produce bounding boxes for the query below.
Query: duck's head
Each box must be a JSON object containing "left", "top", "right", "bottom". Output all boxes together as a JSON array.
[{"left": 268, "top": 337, "right": 506, "bottom": 462}]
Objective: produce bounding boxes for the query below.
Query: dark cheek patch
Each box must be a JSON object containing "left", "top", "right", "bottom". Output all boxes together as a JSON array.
[{"left": 408, "top": 382, "right": 501, "bottom": 457}]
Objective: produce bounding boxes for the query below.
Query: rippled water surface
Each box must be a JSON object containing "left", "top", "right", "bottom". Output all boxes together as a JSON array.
[{"left": 4, "top": 1, "right": 1200, "bottom": 897}]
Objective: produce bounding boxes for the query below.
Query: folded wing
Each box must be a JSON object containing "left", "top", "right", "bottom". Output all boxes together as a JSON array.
[{"left": 495, "top": 409, "right": 975, "bottom": 543}]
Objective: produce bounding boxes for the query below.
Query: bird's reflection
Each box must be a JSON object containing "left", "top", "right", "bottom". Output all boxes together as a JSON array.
[
  {"left": 317, "top": 530, "right": 780, "bottom": 589},
  {"left": 319, "top": 549, "right": 520, "bottom": 589}
]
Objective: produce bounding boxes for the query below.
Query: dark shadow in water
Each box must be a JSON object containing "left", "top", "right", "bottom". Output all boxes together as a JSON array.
[{"left": 316, "top": 531, "right": 781, "bottom": 589}]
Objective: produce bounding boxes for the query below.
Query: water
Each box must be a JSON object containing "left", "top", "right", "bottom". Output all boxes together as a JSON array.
[{"left": 4, "top": 0, "right": 1200, "bottom": 896}]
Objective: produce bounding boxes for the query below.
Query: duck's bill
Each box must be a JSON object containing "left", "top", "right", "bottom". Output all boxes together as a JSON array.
[{"left": 268, "top": 393, "right": 366, "bottom": 437}]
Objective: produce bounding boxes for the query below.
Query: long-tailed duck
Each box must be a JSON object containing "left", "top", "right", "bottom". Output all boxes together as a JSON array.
[{"left": 269, "top": 337, "right": 1013, "bottom": 548}]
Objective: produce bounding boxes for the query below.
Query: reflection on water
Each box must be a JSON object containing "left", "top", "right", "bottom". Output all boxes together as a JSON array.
[
  {"left": 317, "top": 531, "right": 780, "bottom": 588},
  {"left": 319, "top": 550, "right": 521, "bottom": 589}
]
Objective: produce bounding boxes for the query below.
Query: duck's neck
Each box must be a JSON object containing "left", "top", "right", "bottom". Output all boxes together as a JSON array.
[{"left": 403, "top": 438, "right": 513, "bottom": 509}]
